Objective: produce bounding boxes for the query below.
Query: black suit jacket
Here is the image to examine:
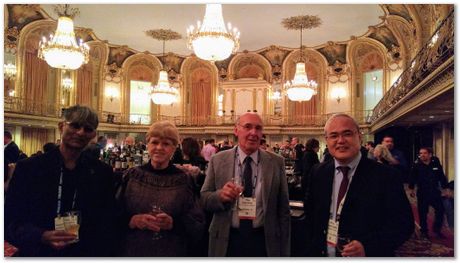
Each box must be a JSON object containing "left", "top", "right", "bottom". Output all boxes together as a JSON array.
[
  {"left": 304, "top": 156, "right": 414, "bottom": 257},
  {"left": 5, "top": 141, "right": 20, "bottom": 164},
  {"left": 5, "top": 147, "right": 118, "bottom": 256}
]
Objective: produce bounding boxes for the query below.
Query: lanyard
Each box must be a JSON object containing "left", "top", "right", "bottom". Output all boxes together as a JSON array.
[
  {"left": 234, "top": 147, "right": 260, "bottom": 196},
  {"left": 56, "top": 166, "right": 77, "bottom": 216}
]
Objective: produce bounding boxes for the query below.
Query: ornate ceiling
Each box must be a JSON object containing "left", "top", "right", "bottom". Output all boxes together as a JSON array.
[{"left": 38, "top": 4, "right": 385, "bottom": 56}]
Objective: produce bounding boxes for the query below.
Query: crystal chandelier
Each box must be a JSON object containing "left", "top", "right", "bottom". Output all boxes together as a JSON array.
[
  {"left": 4, "top": 62, "right": 17, "bottom": 80},
  {"left": 282, "top": 15, "right": 322, "bottom": 102},
  {"left": 145, "top": 29, "right": 181, "bottom": 105},
  {"left": 38, "top": 5, "right": 89, "bottom": 70},
  {"left": 187, "top": 4, "right": 240, "bottom": 61}
]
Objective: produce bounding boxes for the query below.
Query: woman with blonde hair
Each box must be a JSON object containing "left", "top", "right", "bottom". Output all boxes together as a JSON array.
[
  {"left": 373, "top": 144, "right": 398, "bottom": 165},
  {"left": 116, "top": 121, "right": 205, "bottom": 256}
]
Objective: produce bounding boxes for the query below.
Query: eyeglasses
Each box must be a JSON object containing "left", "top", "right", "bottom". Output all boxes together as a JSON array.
[
  {"left": 65, "top": 121, "right": 95, "bottom": 133},
  {"left": 238, "top": 123, "right": 263, "bottom": 132},
  {"left": 325, "top": 130, "right": 357, "bottom": 141}
]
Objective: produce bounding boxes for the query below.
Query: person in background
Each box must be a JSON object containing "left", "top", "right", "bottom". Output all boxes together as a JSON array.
[
  {"left": 301, "top": 138, "right": 320, "bottom": 196},
  {"left": 409, "top": 147, "right": 448, "bottom": 239},
  {"left": 201, "top": 112, "right": 290, "bottom": 257},
  {"left": 201, "top": 139, "right": 217, "bottom": 162},
  {"left": 220, "top": 140, "right": 233, "bottom": 152},
  {"left": 124, "top": 136, "right": 135, "bottom": 147},
  {"left": 4, "top": 131, "right": 20, "bottom": 166},
  {"left": 382, "top": 135, "right": 408, "bottom": 179},
  {"left": 373, "top": 144, "right": 398, "bottom": 165},
  {"left": 5, "top": 105, "right": 117, "bottom": 256},
  {"left": 43, "top": 142, "right": 58, "bottom": 153},
  {"left": 259, "top": 138, "right": 268, "bottom": 150},
  {"left": 364, "top": 141, "right": 375, "bottom": 160},
  {"left": 116, "top": 121, "right": 205, "bottom": 256},
  {"left": 180, "top": 137, "right": 207, "bottom": 190},
  {"left": 272, "top": 143, "right": 280, "bottom": 154},
  {"left": 304, "top": 113, "right": 413, "bottom": 257},
  {"left": 292, "top": 137, "right": 305, "bottom": 177}
]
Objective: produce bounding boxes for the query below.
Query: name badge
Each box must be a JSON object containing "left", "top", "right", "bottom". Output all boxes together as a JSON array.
[
  {"left": 326, "top": 219, "right": 339, "bottom": 246},
  {"left": 238, "top": 197, "right": 257, "bottom": 220},
  {"left": 54, "top": 216, "right": 66, "bottom": 231}
]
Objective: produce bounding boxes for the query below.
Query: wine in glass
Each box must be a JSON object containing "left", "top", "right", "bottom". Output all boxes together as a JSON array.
[
  {"left": 232, "top": 176, "right": 244, "bottom": 210},
  {"left": 150, "top": 204, "right": 163, "bottom": 240},
  {"left": 64, "top": 211, "right": 80, "bottom": 243}
]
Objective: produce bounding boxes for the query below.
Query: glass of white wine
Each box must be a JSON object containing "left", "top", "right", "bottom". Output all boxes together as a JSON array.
[
  {"left": 150, "top": 204, "right": 163, "bottom": 240},
  {"left": 232, "top": 176, "right": 244, "bottom": 210}
]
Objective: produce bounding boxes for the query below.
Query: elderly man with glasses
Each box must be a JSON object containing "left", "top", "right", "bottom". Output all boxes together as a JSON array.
[
  {"left": 201, "top": 112, "right": 291, "bottom": 257},
  {"left": 5, "top": 105, "right": 118, "bottom": 256},
  {"left": 303, "top": 113, "right": 413, "bottom": 257}
]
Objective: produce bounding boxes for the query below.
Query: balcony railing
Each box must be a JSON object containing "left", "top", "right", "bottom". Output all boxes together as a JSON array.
[
  {"left": 4, "top": 96, "right": 62, "bottom": 117},
  {"left": 370, "top": 10, "right": 454, "bottom": 123}
]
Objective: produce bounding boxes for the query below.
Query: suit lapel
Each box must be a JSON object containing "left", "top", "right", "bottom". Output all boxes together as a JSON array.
[
  {"left": 322, "top": 161, "right": 335, "bottom": 215},
  {"left": 219, "top": 150, "right": 236, "bottom": 187},
  {"left": 341, "top": 156, "right": 368, "bottom": 216}
]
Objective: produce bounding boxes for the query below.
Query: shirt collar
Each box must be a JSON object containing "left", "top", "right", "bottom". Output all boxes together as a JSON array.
[{"left": 237, "top": 146, "right": 259, "bottom": 165}]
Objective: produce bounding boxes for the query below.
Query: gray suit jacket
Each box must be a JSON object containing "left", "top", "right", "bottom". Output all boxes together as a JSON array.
[{"left": 201, "top": 148, "right": 291, "bottom": 257}]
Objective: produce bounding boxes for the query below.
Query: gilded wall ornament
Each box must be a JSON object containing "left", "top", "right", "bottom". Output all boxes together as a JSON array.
[{"left": 5, "top": 27, "right": 19, "bottom": 53}]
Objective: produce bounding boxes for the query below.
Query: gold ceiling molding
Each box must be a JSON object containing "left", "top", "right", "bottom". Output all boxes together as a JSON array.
[
  {"left": 145, "top": 29, "right": 182, "bottom": 41},
  {"left": 5, "top": 27, "right": 19, "bottom": 52},
  {"left": 53, "top": 4, "right": 80, "bottom": 19},
  {"left": 281, "top": 15, "right": 322, "bottom": 30}
]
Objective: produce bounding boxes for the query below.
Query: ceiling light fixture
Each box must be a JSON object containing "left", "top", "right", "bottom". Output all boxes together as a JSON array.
[
  {"left": 282, "top": 15, "right": 321, "bottom": 102},
  {"left": 187, "top": 4, "right": 240, "bottom": 62},
  {"left": 38, "top": 4, "right": 89, "bottom": 70},
  {"left": 145, "top": 29, "right": 181, "bottom": 105}
]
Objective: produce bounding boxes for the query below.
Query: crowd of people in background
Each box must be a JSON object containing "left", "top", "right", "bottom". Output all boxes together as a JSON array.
[{"left": 3, "top": 105, "right": 454, "bottom": 257}]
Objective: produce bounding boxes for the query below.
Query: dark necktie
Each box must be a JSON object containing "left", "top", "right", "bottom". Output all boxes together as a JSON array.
[
  {"left": 243, "top": 156, "right": 253, "bottom": 197},
  {"left": 336, "top": 166, "right": 350, "bottom": 214}
]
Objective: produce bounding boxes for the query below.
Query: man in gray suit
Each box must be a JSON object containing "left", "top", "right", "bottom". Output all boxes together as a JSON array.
[{"left": 201, "top": 112, "right": 291, "bottom": 257}]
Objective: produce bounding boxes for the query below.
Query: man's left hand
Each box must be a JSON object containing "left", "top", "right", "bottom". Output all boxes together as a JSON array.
[{"left": 341, "top": 240, "right": 365, "bottom": 257}]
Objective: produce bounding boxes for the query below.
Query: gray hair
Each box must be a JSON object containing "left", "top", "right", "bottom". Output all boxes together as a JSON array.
[
  {"left": 324, "top": 113, "right": 360, "bottom": 135},
  {"left": 62, "top": 105, "right": 99, "bottom": 130}
]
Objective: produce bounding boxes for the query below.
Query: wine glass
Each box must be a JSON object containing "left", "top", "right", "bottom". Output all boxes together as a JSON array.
[
  {"left": 336, "top": 236, "right": 351, "bottom": 256},
  {"left": 64, "top": 211, "right": 81, "bottom": 243},
  {"left": 232, "top": 176, "right": 244, "bottom": 210},
  {"left": 150, "top": 204, "right": 163, "bottom": 240}
]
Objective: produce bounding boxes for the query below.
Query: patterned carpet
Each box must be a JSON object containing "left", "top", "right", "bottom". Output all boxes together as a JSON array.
[{"left": 395, "top": 188, "right": 454, "bottom": 257}]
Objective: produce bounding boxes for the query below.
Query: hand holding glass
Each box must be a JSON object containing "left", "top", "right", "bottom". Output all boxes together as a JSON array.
[
  {"left": 336, "top": 236, "right": 351, "bottom": 256},
  {"left": 64, "top": 211, "right": 80, "bottom": 243},
  {"left": 232, "top": 177, "right": 244, "bottom": 210}
]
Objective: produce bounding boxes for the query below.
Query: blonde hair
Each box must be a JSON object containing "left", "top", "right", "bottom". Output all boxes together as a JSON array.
[
  {"left": 374, "top": 144, "right": 395, "bottom": 162},
  {"left": 146, "top": 121, "right": 179, "bottom": 146}
]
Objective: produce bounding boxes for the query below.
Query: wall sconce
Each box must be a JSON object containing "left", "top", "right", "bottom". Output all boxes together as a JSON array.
[
  {"left": 330, "top": 87, "right": 346, "bottom": 103},
  {"left": 4, "top": 62, "right": 17, "bottom": 80},
  {"left": 105, "top": 86, "right": 119, "bottom": 102},
  {"left": 62, "top": 76, "right": 73, "bottom": 91}
]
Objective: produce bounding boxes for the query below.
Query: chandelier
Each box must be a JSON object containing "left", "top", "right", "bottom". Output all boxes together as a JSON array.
[
  {"left": 145, "top": 29, "right": 181, "bottom": 105},
  {"left": 282, "top": 15, "right": 322, "bottom": 102},
  {"left": 4, "top": 62, "right": 17, "bottom": 80},
  {"left": 187, "top": 4, "right": 240, "bottom": 61},
  {"left": 38, "top": 5, "right": 89, "bottom": 70}
]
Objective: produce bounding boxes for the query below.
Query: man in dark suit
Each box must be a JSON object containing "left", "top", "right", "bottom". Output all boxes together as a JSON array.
[
  {"left": 304, "top": 113, "right": 413, "bottom": 257},
  {"left": 4, "top": 130, "right": 20, "bottom": 164}
]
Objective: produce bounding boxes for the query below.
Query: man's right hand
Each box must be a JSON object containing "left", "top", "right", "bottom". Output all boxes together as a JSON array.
[
  {"left": 41, "top": 230, "right": 77, "bottom": 250},
  {"left": 219, "top": 182, "right": 240, "bottom": 203}
]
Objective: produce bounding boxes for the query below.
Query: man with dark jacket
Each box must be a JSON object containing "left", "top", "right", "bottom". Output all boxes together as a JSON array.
[
  {"left": 4, "top": 130, "right": 20, "bottom": 165},
  {"left": 5, "top": 105, "right": 118, "bottom": 256},
  {"left": 409, "top": 147, "right": 448, "bottom": 239},
  {"left": 304, "top": 113, "right": 413, "bottom": 257}
]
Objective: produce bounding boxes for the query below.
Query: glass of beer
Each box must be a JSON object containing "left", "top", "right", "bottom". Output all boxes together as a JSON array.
[{"left": 64, "top": 211, "right": 81, "bottom": 243}]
